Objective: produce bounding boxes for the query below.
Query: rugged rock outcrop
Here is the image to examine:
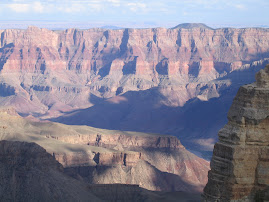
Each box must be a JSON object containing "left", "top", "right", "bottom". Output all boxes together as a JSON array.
[
  {"left": 0, "top": 140, "right": 202, "bottom": 201},
  {"left": 202, "top": 65, "right": 269, "bottom": 201},
  {"left": 0, "top": 140, "right": 102, "bottom": 201},
  {"left": 0, "top": 111, "right": 209, "bottom": 193},
  {"left": 53, "top": 58, "right": 269, "bottom": 159},
  {"left": 0, "top": 25, "right": 269, "bottom": 156},
  {"left": 0, "top": 26, "right": 268, "bottom": 115},
  {"left": 47, "top": 132, "right": 184, "bottom": 150}
]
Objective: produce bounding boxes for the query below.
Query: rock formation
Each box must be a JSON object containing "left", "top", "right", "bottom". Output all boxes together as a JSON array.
[
  {"left": 0, "top": 140, "right": 202, "bottom": 201},
  {"left": 0, "top": 110, "right": 209, "bottom": 193},
  {"left": 49, "top": 58, "right": 269, "bottom": 159},
  {"left": 0, "top": 26, "right": 268, "bottom": 157},
  {"left": 202, "top": 64, "right": 269, "bottom": 201},
  {"left": 0, "top": 140, "right": 102, "bottom": 201},
  {"left": 0, "top": 26, "right": 268, "bottom": 116}
]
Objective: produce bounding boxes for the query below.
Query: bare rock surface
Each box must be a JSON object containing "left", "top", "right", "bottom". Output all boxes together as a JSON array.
[
  {"left": 0, "top": 26, "right": 268, "bottom": 116},
  {"left": 51, "top": 59, "right": 269, "bottom": 158},
  {"left": 0, "top": 26, "right": 269, "bottom": 156},
  {"left": 202, "top": 65, "right": 269, "bottom": 201},
  {"left": 0, "top": 140, "right": 202, "bottom": 201},
  {"left": 0, "top": 111, "right": 209, "bottom": 193},
  {"left": 0, "top": 140, "right": 101, "bottom": 202}
]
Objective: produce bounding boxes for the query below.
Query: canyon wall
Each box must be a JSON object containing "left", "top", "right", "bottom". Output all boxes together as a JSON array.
[
  {"left": 2, "top": 26, "right": 268, "bottom": 75},
  {"left": 48, "top": 131, "right": 209, "bottom": 192},
  {"left": 203, "top": 65, "right": 269, "bottom": 201},
  {"left": 0, "top": 111, "right": 209, "bottom": 192},
  {"left": 0, "top": 140, "right": 202, "bottom": 201},
  {"left": 0, "top": 140, "right": 103, "bottom": 201},
  {"left": 1, "top": 25, "right": 269, "bottom": 156},
  {"left": 0, "top": 26, "right": 268, "bottom": 115}
]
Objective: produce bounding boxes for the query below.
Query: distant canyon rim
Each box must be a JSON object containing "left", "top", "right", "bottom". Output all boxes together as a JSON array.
[{"left": 0, "top": 23, "right": 269, "bottom": 157}]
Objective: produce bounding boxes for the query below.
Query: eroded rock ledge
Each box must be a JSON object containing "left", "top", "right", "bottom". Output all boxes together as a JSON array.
[
  {"left": 45, "top": 130, "right": 184, "bottom": 167},
  {"left": 203, "top": 64, "right": 269, "bottom": 201},
  {"left": 0, "top": 110, "right": 209, "bottom": 193}
]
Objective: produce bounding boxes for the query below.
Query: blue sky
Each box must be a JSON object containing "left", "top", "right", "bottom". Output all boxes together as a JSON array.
[{"left": 0, "top": 0, "right": 268, "bottom": 28}]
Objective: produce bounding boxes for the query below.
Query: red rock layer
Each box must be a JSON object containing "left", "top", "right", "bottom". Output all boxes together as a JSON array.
[
  {"left": 1, "top": 27, "right": 268, "bottom": 75},
  {"left": 0, "top": 26, "right": 268, "bottom": 115}
]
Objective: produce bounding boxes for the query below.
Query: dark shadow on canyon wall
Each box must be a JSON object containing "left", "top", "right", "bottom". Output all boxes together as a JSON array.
[
  {"left": 64, "top": 163, "right": 200, "bottom": 193},
  {"left": 0, "top": 43, "right": 14, "bottom": 71},
  {"left": 50, "top": 59, "right": 269, "bottom": 158}
]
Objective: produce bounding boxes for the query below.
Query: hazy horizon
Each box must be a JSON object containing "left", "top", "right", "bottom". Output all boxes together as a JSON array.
[
  {"left": 0, "top": 20, "right": 268, "bottom": 30},
  {"left": 0, "top": 0, "right": 268, "bottom": 29}
]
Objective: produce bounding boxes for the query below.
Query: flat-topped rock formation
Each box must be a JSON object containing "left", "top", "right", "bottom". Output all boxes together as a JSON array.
[
  {"left": 203, "top": 64, "right": 269, "bottom": 201},
  {"left": 172, "top": 23, "right": 214, "bottom": 29}
]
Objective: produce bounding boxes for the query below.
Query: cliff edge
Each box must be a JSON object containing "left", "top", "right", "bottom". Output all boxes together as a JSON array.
[
  {"left": 0, "top": 111, "right": 209, "bottom": 193},
  {"left": 0, "top": 140, "right": 102, "bottom": 201},
  {"left": 202, "top": 64, "right": 269, "bottom": 201}
]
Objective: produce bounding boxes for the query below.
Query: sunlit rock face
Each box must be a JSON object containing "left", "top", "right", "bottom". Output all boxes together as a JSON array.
[
  {"left": 0, "top": 26, "right": 269, "bottom": 116},
  {"left": 0, "top": 140, "right": 204, "bottom": 201},
  {"left": 0, "top": 110, "right": 209, "bottom": 193},
  {"left": 203, "top": 65, "right": 269, "bottom": 201},
  {"left": 1, "top": 26, "right": 269, "bottom": 157}
]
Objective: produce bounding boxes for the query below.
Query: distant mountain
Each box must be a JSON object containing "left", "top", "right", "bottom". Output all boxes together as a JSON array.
[
  {"left": 172, "top": 23, "right": 213, "bottom": 29},
  {"left": 101, "top": 25, "right": 123, "bottom": 29}
]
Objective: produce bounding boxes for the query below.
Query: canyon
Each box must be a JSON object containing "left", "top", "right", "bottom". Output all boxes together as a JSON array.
[
  {"left": 0, "top": 23, "right": 269, "bottom": 201},
  {"left": 0, "top": 108, "right": 209, "bottom": 193},
  {"left": 0, "top": 140, "right": 202, "bottom": 201},
  {"left": 203, "top": 65, "right": 269, "bottom": 201},
  {"left": 0, "top": 24, "right": 269, "bottom": 156}
]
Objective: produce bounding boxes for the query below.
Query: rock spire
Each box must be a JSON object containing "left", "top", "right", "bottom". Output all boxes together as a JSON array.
[{"left": 203, "top": 64, "right": 269, "bottom": 201}]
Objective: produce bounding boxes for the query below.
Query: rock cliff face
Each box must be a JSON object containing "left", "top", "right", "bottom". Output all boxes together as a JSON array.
[
  {"left": 1, "top": 26, "right": 269, "bottom": 156},
  {"left": 0, "top": 140, "right": 103, "bottom": 202},
  {"left": 47, "top": 132, "right": 184, "bottom": 150},
  {"left": 0, "top": 111, "right": 209, "bottom": 193},
  {"left": 203, "top": 65, "right": 269, "bottom": 201},
  {"left": 3, "top": 26, "right": 267, "bottom": 75},
  {"left": 0, "top": 26, "right": 268, "bottom": 115},
  {"left": 0, "top": 140, "right": 202, "bottom": 201}
]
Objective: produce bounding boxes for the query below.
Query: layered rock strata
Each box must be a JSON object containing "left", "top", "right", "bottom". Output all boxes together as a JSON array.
[
  {"left": 0, "top": 26, "right": 269, "bottom": 156},
  {"left": 47, "top": 132, "right": 184, "bottom": 151},
  {"left": 0, "top": 111, "right": 209, "bottom": 192},
  {"left": 0, "top": 140, "right": 102, "bottom": 201},
  {"left": 0, "top": 140, "right": 202, "bottom": 201},
  {"left": 0, "top": 26, "right": 269, "bottom": 116},
  {"left": 203, "top": 65, "right": 269, "bottom": 201}
]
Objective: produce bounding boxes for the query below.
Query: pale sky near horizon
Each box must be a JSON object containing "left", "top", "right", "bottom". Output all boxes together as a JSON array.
[{"left": 0, "top": 0, "right": 268, "bottom": 29}]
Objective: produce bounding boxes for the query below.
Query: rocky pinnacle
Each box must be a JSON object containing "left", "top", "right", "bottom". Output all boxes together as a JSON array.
[{"left": 202, "top": 64, "right": 269, "bottom": 201}]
